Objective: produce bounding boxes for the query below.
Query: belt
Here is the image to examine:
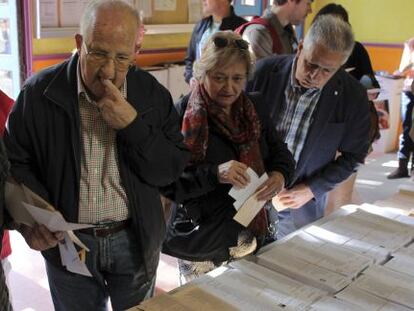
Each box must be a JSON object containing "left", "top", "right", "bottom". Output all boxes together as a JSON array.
[{"left": 78, "top": 219, "right": 131, "bottom": 237}]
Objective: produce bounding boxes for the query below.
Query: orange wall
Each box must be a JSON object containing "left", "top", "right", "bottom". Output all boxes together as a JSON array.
[{"left": 365, "top": 45, "right": 404, "bottom": 74}]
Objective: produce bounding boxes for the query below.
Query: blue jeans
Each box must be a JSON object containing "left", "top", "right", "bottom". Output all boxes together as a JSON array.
[
  {"left": 45, "top": 227, "right": 155, "bottom": 311},
  {"left": 276, "top": 211, "right": 297, "bottom": 239},
  {"left": 398, "top": 91, "right": 414, "bottom": 159}
]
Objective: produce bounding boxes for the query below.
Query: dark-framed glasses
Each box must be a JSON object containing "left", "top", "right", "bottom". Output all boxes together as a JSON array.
[
  {"left": 83, "top": 42, "right": 133, "bottom": 71},
  {"left": 213, "top": 36, "right": 249, "bottom": 50}
]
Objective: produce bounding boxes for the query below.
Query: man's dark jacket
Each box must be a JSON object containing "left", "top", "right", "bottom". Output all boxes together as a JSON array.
[
  {"left": 247, "top": 55, "right": 370, "bottom": 228},
  {"left": 4, "top": 54, "right": 190, "bottom": 278},
  {"left": 184, "top": 6, "right": 246, "bottom": 83}
]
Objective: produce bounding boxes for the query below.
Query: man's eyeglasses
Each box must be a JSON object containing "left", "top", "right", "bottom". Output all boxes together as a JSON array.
[
  {"left": 213, "top": 36, "right": 249, "bottom": 51},
  {"left": 83, "top": 42, "right": 133, "bottom": 71}
]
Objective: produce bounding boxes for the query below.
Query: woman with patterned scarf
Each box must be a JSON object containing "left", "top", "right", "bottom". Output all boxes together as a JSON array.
[{"left": 161, "top": 31, "right": 295, "bottom": 283}]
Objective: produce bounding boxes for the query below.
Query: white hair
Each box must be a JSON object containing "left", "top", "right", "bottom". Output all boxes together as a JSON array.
[
  {"left": 79, "top": 0, "right": 140, "bottom": 41},
  {"left": 303, "top": 15, "right": 354, "bottom": 63}
]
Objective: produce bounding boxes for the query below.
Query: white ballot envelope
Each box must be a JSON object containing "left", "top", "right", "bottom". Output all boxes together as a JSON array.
[{"left": 229, "top": 168, "right": 268, "bottom": 227}]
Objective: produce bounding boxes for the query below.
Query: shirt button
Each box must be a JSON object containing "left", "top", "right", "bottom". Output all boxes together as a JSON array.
[{"left": 93, "top": 197, "right": 97, "bottom": 202}]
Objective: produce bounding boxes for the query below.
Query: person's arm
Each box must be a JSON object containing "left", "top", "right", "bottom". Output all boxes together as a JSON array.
[
  {"left": 306, "top": 89, "right": 371, "bottom": 199},
  {"left": 184, "top": 25, "right": 199, "bottom": 84},
  {"left": 4, "top": 89, "right": 64, "bottom": 251},
  {"left": 253, "top": 94, "right": 295, "bottom": 201},
  {"left": 242, "top": 25, "right": 274, "bottom": 60},
  {"left": 4, "top": 86, "right": 50, "bottom": 201}
]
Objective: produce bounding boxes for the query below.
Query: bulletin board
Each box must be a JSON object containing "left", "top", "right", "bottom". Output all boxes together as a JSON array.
[
  {"left": 35, "top": 0, "right": 202, "bottom": 38},
  {"left": 146, "top": 0, "right": 189, "bottom": 24}
]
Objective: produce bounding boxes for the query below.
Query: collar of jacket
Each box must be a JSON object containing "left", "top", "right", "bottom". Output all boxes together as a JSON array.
[
  {"left": 43, "top": 53, "right": 79, "bottom": 117},
  {"left": 205, "top": 5, "right": 238, "bottom": 29}
]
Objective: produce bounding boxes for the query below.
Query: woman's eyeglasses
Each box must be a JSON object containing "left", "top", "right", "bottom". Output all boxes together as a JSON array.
[{"left": 213, "top": 36, "right": 249, "bottom": 51}]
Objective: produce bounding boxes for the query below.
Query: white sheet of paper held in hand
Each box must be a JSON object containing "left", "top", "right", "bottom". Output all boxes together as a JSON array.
[
  {"left": 59, "top": 232, "right": 93, "bottom": 277},
  {"left": 229, "top": 168, "right": 268, "bottom": 227},
  {"left": 23, "top": 202, "right": 94, "bottom": 277},
  {"left": 23, "top": 202, "right": 94, "bottom": 232}
]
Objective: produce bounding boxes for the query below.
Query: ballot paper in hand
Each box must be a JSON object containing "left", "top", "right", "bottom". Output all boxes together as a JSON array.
[
  {"left": 229, "top": 168, "right": 268, "bottom": 227},
  {"left": 59, "top": 232, "right": 92, "bottom": 277},
  {"left": 23, "top": 202, "right": 93, "bottom": 232}
]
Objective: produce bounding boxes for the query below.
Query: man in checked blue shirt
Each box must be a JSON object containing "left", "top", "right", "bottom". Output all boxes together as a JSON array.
[{"left": 247, "top": 15, "right": 370, "bottom": 238}]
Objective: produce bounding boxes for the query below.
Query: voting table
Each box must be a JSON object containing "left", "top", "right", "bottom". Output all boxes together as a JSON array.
[{"left": 131, "top": 188, "right": 414, "bottom": 311}]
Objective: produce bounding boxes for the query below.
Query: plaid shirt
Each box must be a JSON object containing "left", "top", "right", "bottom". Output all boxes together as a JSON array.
[
  {"left": 276, "top": 59, "right": 322, "bottom": 163},
  {"left": 77, "top": 67, "right": 129, "bottom": 224}
]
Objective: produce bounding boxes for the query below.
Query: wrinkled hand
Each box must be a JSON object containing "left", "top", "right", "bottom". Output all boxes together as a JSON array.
[
  {"left": 255, "top": 171, "right": 285, "bottom": 202},
  {"left": 96, "top": 79, "right": 138, "bottom": 129},
  {"left": 272, "top": 183, "right": 314, "bottom": 210},
  {"left": 218, "top": 160, "right": 250, "bottom": 188},
  {"left": 19, "top": 223, "right": 64, "bottom": 251}
]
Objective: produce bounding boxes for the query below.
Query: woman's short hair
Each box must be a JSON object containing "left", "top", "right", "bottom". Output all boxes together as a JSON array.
[
  {"left": 313, "top": 3, "right": 349, "bottom": 24},
  {"left": 193, "top": 31, "right": 255, "bottom": 81}
]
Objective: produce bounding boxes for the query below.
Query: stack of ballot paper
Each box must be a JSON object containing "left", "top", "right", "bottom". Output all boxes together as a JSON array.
[
  {"left": 306, "top": 296, "right": 362, "bottom": 311},
  {"left": 336, "top": 285, "right": 413, "bottom": 311},
  {"left": 351, "top": 265, "right": 414, "bottom": 309},
  {"left": 256, "top": 232, "right": 372, "bottom": 293},
  {"left": 304, "top": 225, "right": 389, "bottom": 264},
  {"left": 228, "top": 167, "right": 268, "bottom": 227},
  {"left": 5, "top": 182, "right": 94, "bottom": 277},
  {"left": 317, "top": 209, "right": 414, "bottom": 253},
  {"left": 229, "top": 260, "right": 327, "bottom": 310},
  {"left": 384, "top": 243, "right": 414, "bottom": 277}
]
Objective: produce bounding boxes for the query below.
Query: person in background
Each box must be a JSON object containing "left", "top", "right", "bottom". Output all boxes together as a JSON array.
[
  {"left": 312, "top": 3, "right": 380, "bottom": 86},
  {"left": 162, "top": 31, "right": 294, "bottom": 282},
  {"left": 240, "top": 0, "right": 312, "bottom": 60},
  {"left": 4, "top": 1, "right": 189, "bottom": 310},
  {"left": 0, "top": 89, "right": 12, "bottom": 311},
  {"left": 387, "top": 37, "right": 414, "bottom": 179},
  {"left": 184, "top": 0, "right": 246, "bottom": 84},
  {"left": 247, "top": 15, "right": 370, "bottom": 237},
  {"left": 0, "top": 89, "right": 13, "bottom": 297}
]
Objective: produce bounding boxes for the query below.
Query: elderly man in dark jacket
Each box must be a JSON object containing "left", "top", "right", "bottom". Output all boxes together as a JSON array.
[
  {"left": 184, "top": 0, "right": 246, "bottom": 83},
  {"left": 4, "top": 1, "right": 189, "bottom": 311}
]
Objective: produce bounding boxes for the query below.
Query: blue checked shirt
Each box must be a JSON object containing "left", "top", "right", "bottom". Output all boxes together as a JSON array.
[{"left": 276, "top": 59, "right": 322, "bottom": 163}]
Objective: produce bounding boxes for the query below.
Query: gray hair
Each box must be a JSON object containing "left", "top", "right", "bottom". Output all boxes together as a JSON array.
[
  {"left": 80, "top": 0, "right": 140, "bottom": 41},
  {"left": 193, "top": 31, "right": 255, "bottom": 81},
  {"left": 303, "top": 15, "right": 354, "bottom": 63}
]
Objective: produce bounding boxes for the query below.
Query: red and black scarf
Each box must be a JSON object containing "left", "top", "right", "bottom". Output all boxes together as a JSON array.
[{"left": 181, "top": 82, "right": 268, "bottom": 237}]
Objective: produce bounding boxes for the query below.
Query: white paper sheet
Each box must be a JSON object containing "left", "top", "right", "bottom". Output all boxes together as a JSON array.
[
  {"left": 229, "top": 168, "right": 268, "bottom": 211},
  {"left": 58, "top": 232, "right": 92, "bottom": 277},
  {"left": 305, "top": 225, "right": 389, "bottom": 264},
  {"left": 39, "top": 0, "right": 59, "bottom": 27},
  {"left": 353, "top": 266, "right": 414, "bottom": 309},
  {"left": 23, "top": 202, "right": 93, "bottom": 232},
  {"left": 230, "top": 260, "right": 326, "bottom": 310},
  {"left": 257, "top": 248, "right": 351, "bottom": 293},
  {"left": 59, "top": 0, "right": 90, "bottom": 27},
  {"left": 197, "top": 270, "right": 287, "bottom": 311},
  {"left": 308, "top": 296, "right": 360, "bottom": 311},
  {"left": 337, "top": 285, "right": 413, "bottom": 311},
  {"left": 264, "top": 232, "right": 372, "bottom": 279}
]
